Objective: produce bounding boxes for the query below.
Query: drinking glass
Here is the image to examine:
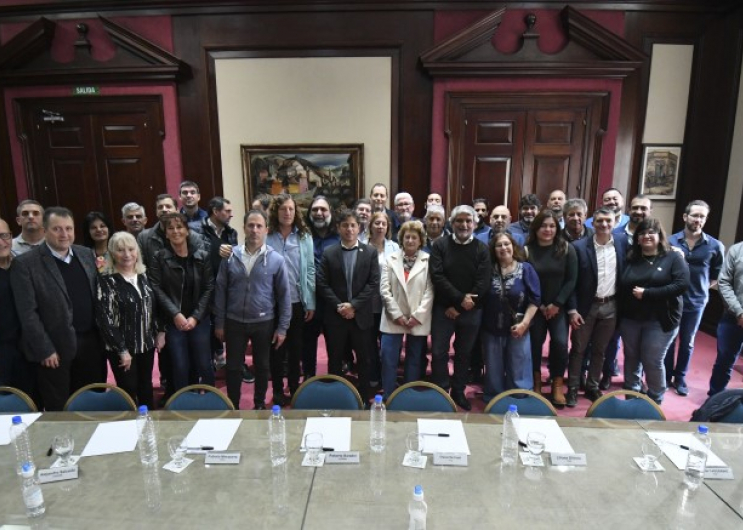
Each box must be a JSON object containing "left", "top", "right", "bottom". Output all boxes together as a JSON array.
[
  {"left": 53, "top": 432, "right": 75, "bottom": 467},
  {"left": 406, "top": 432, "right": 424, "bottom": 465},
  {"left": 168, "top": 435, "right": 187, "bottom": 468},
  {"left": 526, "top": 432, "right": 546, "bottom": 457},
  {"left": 641, "top": 440, "right": 662, "bottom": 471},
  {"left": 305, "top": 432, "right": 323, "bottom": 465}
]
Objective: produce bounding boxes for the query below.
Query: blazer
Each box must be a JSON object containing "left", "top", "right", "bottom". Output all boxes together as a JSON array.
[
  {"left": 379, "top": 250, "right": 434, "bottom": 336},
  {"left": 317, "top": 242, "right": 380, "bottom": 330},
  {"left": 10, "top": 244, "right": 98, "bottom": 363},
  {"left": 150, "top": 245, "right": 214, "bottom": 324},
  {"left": 569, "top": 235, "right": 628, "bottom": 317}
]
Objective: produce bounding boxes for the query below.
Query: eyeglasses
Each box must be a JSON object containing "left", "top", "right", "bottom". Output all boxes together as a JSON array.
[{"left": 0, "top": 233, "right": 12, "bottom": 241}]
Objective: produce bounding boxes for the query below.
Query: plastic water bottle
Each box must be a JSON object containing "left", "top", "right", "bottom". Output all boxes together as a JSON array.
[
  {"left": 136, "top": 405, "right": 159, "bottom": 465},
  {"left": 408, "top": 485, "right": 427, "bottom": 530},
  {"left": 501, "top": 404, "right": 520, "bottom": 465},
  {"left": 10, "top": 416, "right": 34, "bottom": 475},
  {"left": 684, "top": 425, "right": 711, "bottom": 490},
  {"left": 269, "top": 405, "right": 287, "bottom": 466},
  {"left": 369, "top": 394, "right": 386, "bottom": 453},
  {"left": 20, "top": 462, "right": 45, "bottom": 518}
]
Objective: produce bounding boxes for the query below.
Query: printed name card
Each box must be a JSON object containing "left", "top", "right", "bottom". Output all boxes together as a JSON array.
[
  {"left": 705, "top": 467, "right": 734, "bottom": 480},
  {"left": 432, "top": 452, "right": 468, "bottom": 467},
  {"left": 39, "top": 466, "right": 79, "bottom": 483},
  {"left": 324, "top": 452, "right": 360, "bottom": 464},
  {"left": 519, "top": 453, "right": 545, "bottom": 467},
  {"left": 550, "top": 453, "right": 587, "bottom": 467},
  {"left": 205, "top": 451, "right": 241, "bottom": 465}
]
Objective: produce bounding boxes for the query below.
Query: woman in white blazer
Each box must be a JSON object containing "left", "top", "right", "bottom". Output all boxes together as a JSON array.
[{"left": 379, "top": 220, "right": 435, "bottom": 395}]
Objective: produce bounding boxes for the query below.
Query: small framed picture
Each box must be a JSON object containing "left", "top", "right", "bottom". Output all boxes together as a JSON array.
[{"left": 639, "top": 145, "right": 682, "bottom": 200}]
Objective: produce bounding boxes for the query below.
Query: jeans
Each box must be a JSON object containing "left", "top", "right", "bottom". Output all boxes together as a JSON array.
[
  {"left": 529, "top": 310, "right": 569, "bottom": 378},
  {"left": 430, "top": 306, "right": 481, "bottom": 393},
  {"left": 166, "top": 318, "right": 214, "bottom": 393},
  {"left": 379, "top": 333, "right": 427, "bottom": 395},
  {"left": 567, "top": 301, "right": 617, "bottom": 390},
  {"left": 225, "top": 318, "right": 273, "bottom": 408},
  {"left": 664, "top": 307, "right": 705, "bottom": 379},
  {"left": 481, "top": 330, "right": 532, "bottom": 402},
  {"left": 619, "top": 318, "right": 676, "bottom": 403},
  {"left": 709, "top": 312, "right": 743, "bottom": 396}
]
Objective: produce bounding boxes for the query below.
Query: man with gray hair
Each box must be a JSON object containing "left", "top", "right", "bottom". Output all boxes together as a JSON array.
[
  {"left": 429, "top": 204, "right": 490, "bottom": 410},
  {"left": 121, "top": 202, "right": 148, "bottom": 237},
  {"left": 391, "top": 192, "right": 417, "bottom": 242},
  {"left": 562, "top": 198, "right": 594, "bottom": 242}
]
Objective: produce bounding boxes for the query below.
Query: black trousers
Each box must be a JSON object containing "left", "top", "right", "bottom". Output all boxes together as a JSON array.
[
  {"left": 107, "top": 348, "right": 155, "bottom": 409},
  {"left": 224, "top": 318, "right": 273, "bottom": 409},
  {"left": 324, "top": 315, "right": 372, "bottom": 401},
  {"left": 270, "top": 302, "right": 305, "bottom": 396}
]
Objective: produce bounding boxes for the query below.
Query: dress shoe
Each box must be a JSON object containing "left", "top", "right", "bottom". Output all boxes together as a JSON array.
[
  {"left": 450, "top": 390, "right": 472, "bottom": 411},
  {"left": 675, "top": 377, "right": 689, "bottom": 396},
  {"left": 585, "top": 388, "right": 603, "bottom": 402},
  {"left": 599, "top": 373, "right": 612, "bottom": 391},
  {"left": 566, "top": 387, "right": 578, "bottom": 408}
]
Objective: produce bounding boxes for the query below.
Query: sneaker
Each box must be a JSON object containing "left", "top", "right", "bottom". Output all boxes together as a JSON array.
[
  {"left": 675, "top": 377, "right": 689, "bottom": 396},
  {"left": 242, "top": 364, "right": 255, "bottom": 384}
]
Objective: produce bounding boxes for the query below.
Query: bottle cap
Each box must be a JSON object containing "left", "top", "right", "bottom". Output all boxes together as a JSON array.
[
  {"left": 11, "top": 415, "right": 21, "bottom": 424},
  {"left": 698, "top": 425, "right": 709, "bottom": 434},
  {"left": 374, "top": 395, "right": 383, "bottom": 403},
  {"left": 413, "top": 485, "right": 424, "bottom": 500},
  {"left": 21, "top": 462, "right": 34, "bottom": 476},
  {"left": 508, "top": 404, "right": 518, "bottom": 413},
  {"left": 272, "top": 405, "right": 281, "bottom": 414},
  {"left": 138, "top": 405, "right": 148, "bottom": 415}
]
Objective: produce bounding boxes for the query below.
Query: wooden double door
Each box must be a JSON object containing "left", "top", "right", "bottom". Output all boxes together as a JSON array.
[
  {"left": 16, "top": 96, "right": 167, "bottom": 237},
  {"left": 446, "top": 92, "right": 609, "bottom": 214}
]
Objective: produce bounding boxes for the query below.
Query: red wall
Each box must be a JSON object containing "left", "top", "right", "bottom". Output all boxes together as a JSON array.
[{"left": 430, "top": 9, "right": 625, "bottom": 205}]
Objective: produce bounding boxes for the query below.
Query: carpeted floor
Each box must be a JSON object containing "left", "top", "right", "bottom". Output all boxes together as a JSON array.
[{"left": 130, "top": 329, "right": 740, "bottom": 421}]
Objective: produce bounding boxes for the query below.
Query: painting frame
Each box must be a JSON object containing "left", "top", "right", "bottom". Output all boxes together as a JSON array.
[
  {"left": 241, "top": 143, "right": 365, "bottom": 212},
  {"left": 639, "top": 144, "right": 682, "bottom": 200}
]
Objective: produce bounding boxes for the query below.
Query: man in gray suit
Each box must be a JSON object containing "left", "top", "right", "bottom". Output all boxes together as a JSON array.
[{"left": 11, "top": 207, "right": 105, "bottom": 410}]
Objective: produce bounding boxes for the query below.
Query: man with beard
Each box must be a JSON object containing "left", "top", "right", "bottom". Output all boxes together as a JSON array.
[
  {"left": 12, "top": 200, "right": 45, "bottom": 256},
  {"left": 613, "top": 195, "right": 652, "bottom": 245},
  {"left": 489, "top": 205, "right": 524, "bottom": 247},
  {"left": 508, "top": 194, "right": 541, "bottom": 240},
  {"left": 354, "top": 198, "right": 372, "bottom": 243},
  {"left": 391, "top": 192, "right": 416, "bottom": 242},
  {"left": 121, "top": 202, "right": 148, "bottom": 238},
  {"left": 472, "top": 198, "right": 492, "bottom": 244},
  {"left": 586, "top": 188, "right": 630, "bottom": 229},
  {"left": 303, "top": 196, "right": 340, "bottom": 378},
  {"left": 548, "top": 190, "right": 567, "bottom": 229},
  {"left": 562, "top": 198, "right": 594, "bottom": 243},
  {"left": 665, "top": 200, "right": 724, "bottom": 396}
]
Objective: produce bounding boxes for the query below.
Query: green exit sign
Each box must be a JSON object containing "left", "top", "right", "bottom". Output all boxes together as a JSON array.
[{"left": 72, "top": 86, "right": 100, "bottom": 96}]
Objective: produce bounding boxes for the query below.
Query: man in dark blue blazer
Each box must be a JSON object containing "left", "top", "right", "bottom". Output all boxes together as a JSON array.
[{"left": 566, "top": 206, "right": 628, "bottom": 407}]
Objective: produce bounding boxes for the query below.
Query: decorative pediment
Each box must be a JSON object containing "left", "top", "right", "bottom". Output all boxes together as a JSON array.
[
  {"left": 421, "top": 6, "right": 646, "bottom": 78},
  {"left": 0, "top": 16, "right": 190, "bottom": 86}
]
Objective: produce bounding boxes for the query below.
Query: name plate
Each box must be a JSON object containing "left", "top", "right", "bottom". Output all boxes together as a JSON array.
[
  {"left": 205, "top": 452, "right": 241, "bottom": 465},
  {"left": 705, "top": 467, "right": 734, "bottom": 480},
  {"left": 325, "top": 452, "right": 360, "bottom": 464},
  {"left": 432, "top": 452, "right": 468, "bottom": 467},
  {"left": 550, "top": 453, "right": 587, "bottom": 467},
  {"left": 39, "top": 466, "right": 79, "bottom": 483}
]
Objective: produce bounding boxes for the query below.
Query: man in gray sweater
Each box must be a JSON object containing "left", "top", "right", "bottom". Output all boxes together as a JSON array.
[{"left": 214, "top": 210, "right": 291, "bottom": 409}]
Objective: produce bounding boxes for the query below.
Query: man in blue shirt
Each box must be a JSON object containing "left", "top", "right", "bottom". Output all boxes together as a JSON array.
[
  {"left": 666, "top": 200, "right": 724, "bottom": 396},
  {"left": 585, "top": 188, "right": 630, "bottom": 230},
  {"left": 473, "top": 198, "right": 493, "bottom": 245},
  {"left": 508, "top": 194, "right": 541, "bottom": 240}
]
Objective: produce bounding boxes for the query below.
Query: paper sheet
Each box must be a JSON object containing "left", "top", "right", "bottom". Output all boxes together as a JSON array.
[
  {"left": 417, "top": 419, "right": 471, "bottom": 455},
  {"left": 183, "top": 419, "right": 242, "bottom": 452},
  {"left": 0, "top": 413, "right": 42, "bottom": 445},
  {"left": 647, "top": 431, "right": 727, "bottom": 469},
  {"left": 300, "top": 417, "right": 351, "bottom": 452},
  {"left": 80, "top": 420, "right": 138, "bottom": 457},
  {"left": 512, "top": 418, "right": 575, "bottom": 454}
]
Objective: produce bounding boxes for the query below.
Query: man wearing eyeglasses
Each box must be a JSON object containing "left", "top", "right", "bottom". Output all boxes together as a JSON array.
[
  {"left": 11, "top": 200, "right": 44, "bottom": 256},
  {"left": 666, "top": 200, "right": 724, "bottom": 396}
]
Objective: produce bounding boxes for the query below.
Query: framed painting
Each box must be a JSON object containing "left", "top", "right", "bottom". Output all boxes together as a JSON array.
[
  {"left": 241, "top": 143, "right": 364, "bottom": 211},
  {"left": 639, "top": 145, "right": 682, "bottom": 200}
]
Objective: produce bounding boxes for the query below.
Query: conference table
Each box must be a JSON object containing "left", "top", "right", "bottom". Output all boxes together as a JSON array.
[{"left": 1, "top": 410, "right": 742, "bottom": 529}]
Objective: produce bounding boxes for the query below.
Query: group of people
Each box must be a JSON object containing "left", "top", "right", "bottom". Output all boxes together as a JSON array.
[{"left": 1, "top": 180, "right": 742, "bottom": 413}]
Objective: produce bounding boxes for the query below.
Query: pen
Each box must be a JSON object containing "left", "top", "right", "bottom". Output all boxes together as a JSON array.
[
  {"left": 322, "top": 447, "right": 335, "bottom": 452},
  {"left": 658, "top": 441, "right": 689, "bottom": 450},
  {"left": 518, "top": 441, "right": 527, "bottom": 449},
  {"left": 420, "top": 433, "right": 450, "bottom": 437},
  {"left": 185, "top": 446, "right": 214, "bottom": 451},
  {"left": 47, "top": 446, "right": 54, "bottom": 457}
]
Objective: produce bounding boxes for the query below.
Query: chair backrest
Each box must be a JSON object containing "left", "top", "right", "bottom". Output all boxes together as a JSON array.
[
  {"left": 717, "top": 402, "right": 743, "bottom": 424},
  {"left": 165, "top": 384, "right": 235, "bottom": 411},
  {"left": 64, "top": 383, "right": 137, "bottom": 412},
  {"left": 0, "top": 386, "right": 37, "bottom": 413},
  {"left": 586, "top": 390, "right": 666, "bottom": 421},
  {"left": 291, "top": 375, "right": 364, "bottom": 411},
  {"left": 386, "top": 382, "right": 457, "bottom": 412},
  {"left": 484, "top": 389, "right": 558, "bottom": 417}
]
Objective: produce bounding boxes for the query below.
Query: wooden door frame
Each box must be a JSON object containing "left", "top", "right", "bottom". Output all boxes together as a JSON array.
[
  {"left": 445, "top": 91, "right": 609, "bottom": 214},
  {"left": 14, "top": 95, "right": 165, "bottom": 204}
]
